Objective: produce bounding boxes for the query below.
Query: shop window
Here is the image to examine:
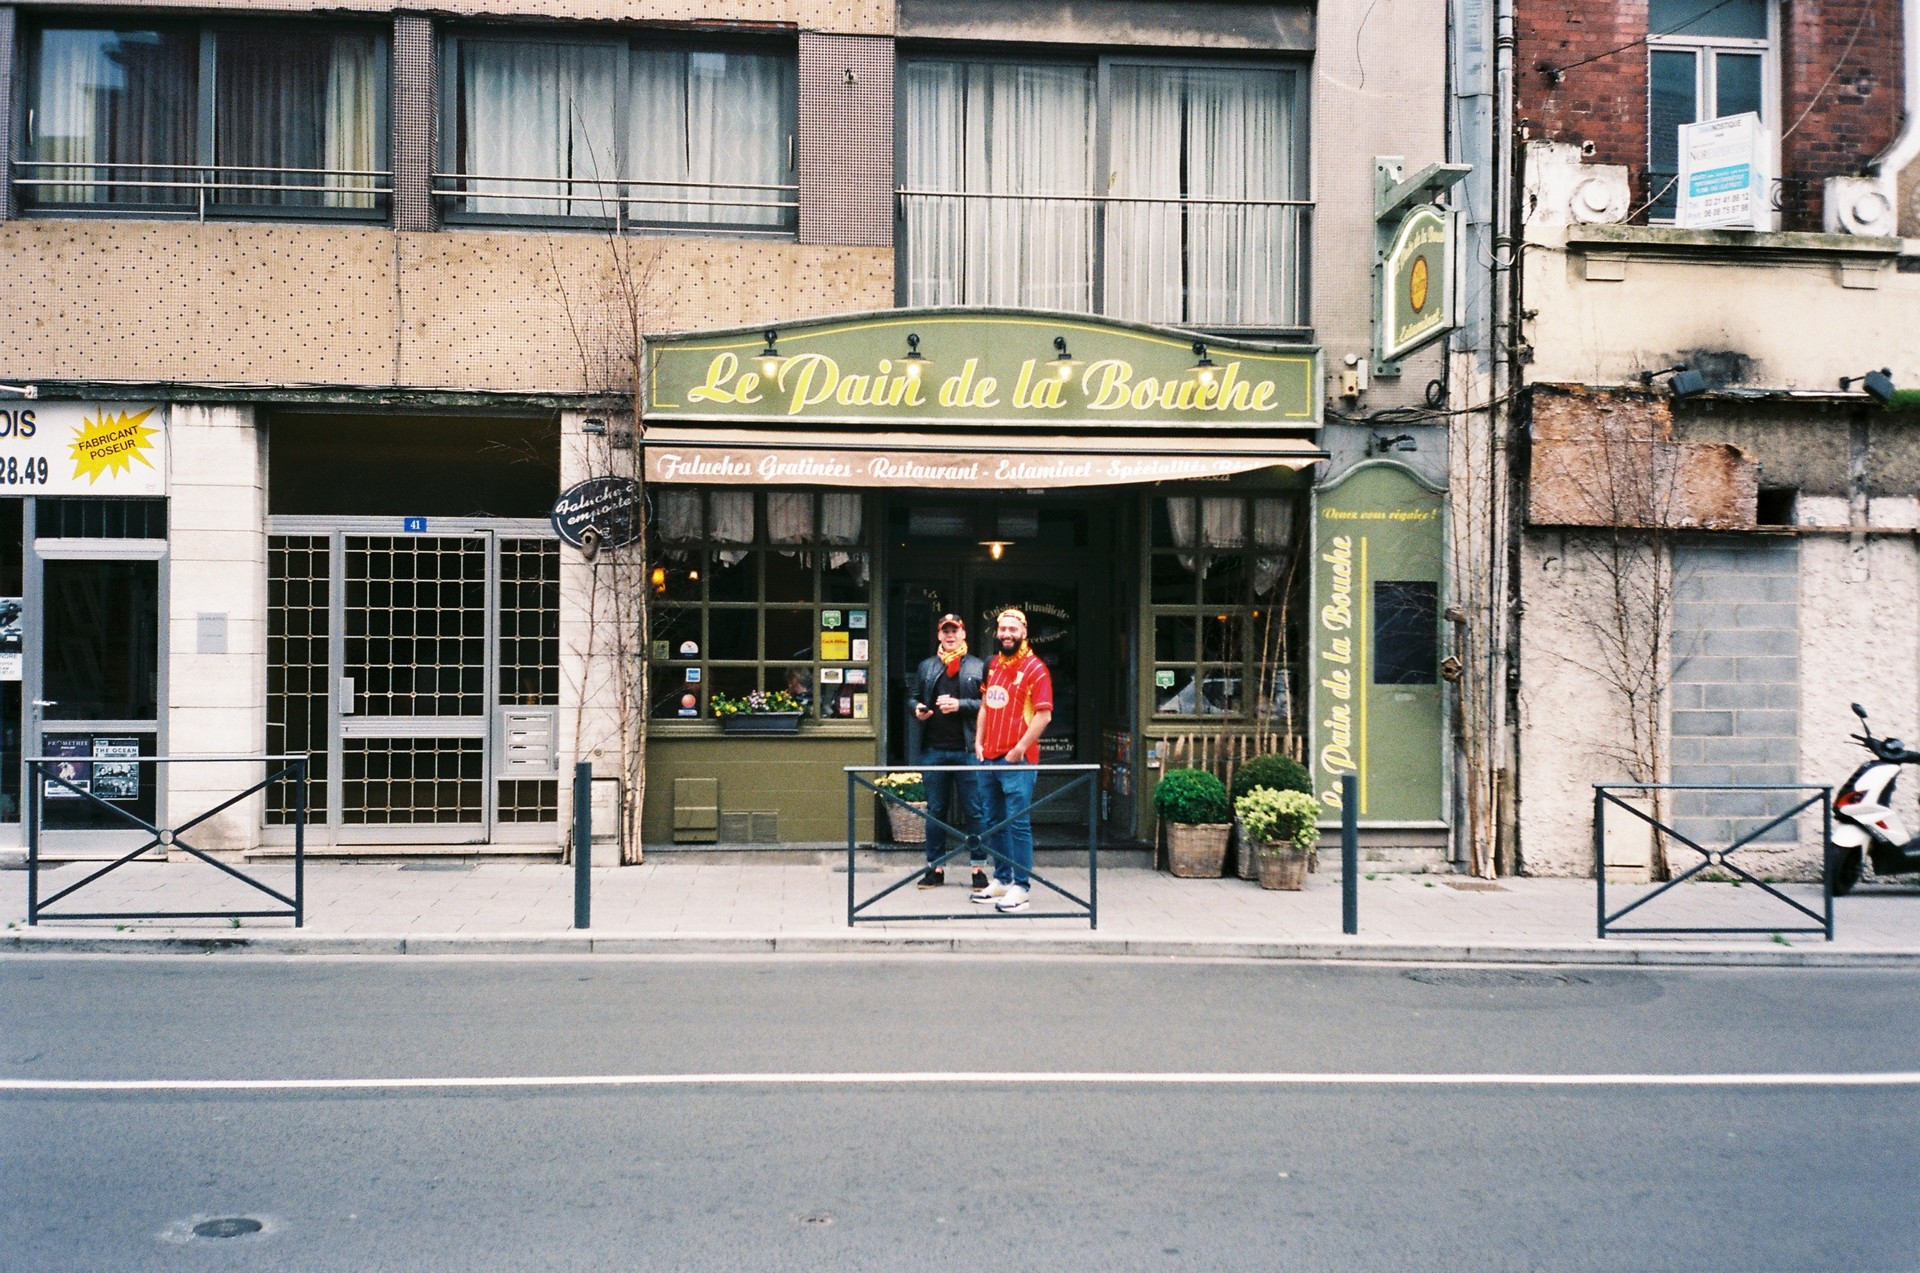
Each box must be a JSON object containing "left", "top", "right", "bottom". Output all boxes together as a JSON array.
[
  {"left": 440, "top": 32, "right": 795, "bottom": 232},
  {"left": 901, "top": 57, "right": 1308, "bottom": 330},
  {"left": 19, "top": 20, "right": 389, "bottom": 216},
  {"left": 1646, "top": 0, "right": 1771, "bottom": 220},
  {"left": 36, "top": 497, "right": 167, "bottom": 539},
  {"left": 1372, "top": 580, "right": 1438, "bottom": 686},
  {"left": 649, "top": 490, "right": 873, "bottom": 723},
  {"left": 1148, "top": 494, "right": 1299, "bottom": 723}
]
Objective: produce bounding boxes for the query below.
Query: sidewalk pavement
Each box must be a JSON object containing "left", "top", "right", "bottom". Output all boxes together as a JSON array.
[{"left": 4, "top": 855, "right": 1918, "bottom": 965}]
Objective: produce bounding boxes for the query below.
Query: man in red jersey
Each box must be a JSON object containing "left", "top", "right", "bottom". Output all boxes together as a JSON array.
[{"left": 971, "top": 608, "right": 1053, "bottom": 913}]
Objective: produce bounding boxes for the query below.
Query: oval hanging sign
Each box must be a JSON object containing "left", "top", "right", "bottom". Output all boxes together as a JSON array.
[{"left": 551, "top": 476, "right": 642, "bottom": 551}]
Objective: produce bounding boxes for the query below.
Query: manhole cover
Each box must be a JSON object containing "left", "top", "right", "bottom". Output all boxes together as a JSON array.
[
  {"left": 192, "top": 1217, "right": 263, "bottom": 1239},
  {"left": 1402, "top": 968, "right": 1590, "bottom": 988},
  {"left": 1443, "top": 879, "right": 1508, "bottom": 892}
]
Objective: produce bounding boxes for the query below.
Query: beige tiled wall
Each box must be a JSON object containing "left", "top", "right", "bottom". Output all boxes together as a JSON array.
[{"left": 0, "top": 223, "right": 893, "bottom": 394}]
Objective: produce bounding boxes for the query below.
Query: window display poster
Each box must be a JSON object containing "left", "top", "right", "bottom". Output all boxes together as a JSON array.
[
  {"left": 821, "top": 631, "right": 851, "bottom": 660},
  {"left": 851, "top": 638, "right": 870, "bottom": 661},
  {"left": 91, "top": 738, "right": 141, "bottom": 801},
  {"left": 43, "top": 736, "right": 90, "bottom": 799},
  {"left": 0, "top": 595, "right": 19, "bottom": 681}
]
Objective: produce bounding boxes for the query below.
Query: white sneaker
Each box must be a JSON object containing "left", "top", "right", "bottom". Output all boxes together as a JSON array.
[
  {"left": 996, "top": 884, "right": 1030, "bottom": 913},
  {"left": 971, "top": 879, "right": 1008, "bottom": 905}
]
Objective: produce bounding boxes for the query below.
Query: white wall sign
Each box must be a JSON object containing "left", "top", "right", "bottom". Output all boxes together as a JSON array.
[
  {"left": 0, "top": 402, "right": 168, "bottom": 496},
  {"left": 1676, "top": 113, "right": 1767, "bottom": 229}
]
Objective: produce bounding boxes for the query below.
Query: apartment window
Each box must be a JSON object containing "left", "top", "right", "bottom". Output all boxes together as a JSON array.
[
  {"left": 648, "top": 491, "right": 872, "bottom": 723},
  {"left": 901, "top": 57, "right": 1308, "bottom": 331},
  {"left": 19, "top": 21, "right": 389, "bottom": 215},
  {"left": 1148, "top": 495, "right": 1299, "bottom": 722},
  {"left": 1647, "top": 0, "right": 1771, "bottom": 220},
  {"left": 439, "top": 32, "right": 796, "bottom": 231}
]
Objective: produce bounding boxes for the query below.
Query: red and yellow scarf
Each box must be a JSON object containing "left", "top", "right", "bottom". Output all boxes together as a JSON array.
[{"left": 939, "top": 640, "right": 969, "bottom": 675}]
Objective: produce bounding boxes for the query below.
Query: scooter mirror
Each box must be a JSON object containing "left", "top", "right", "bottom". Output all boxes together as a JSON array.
[{"left": 1853, "top": 703, "right": 1869, "bottom": 719}]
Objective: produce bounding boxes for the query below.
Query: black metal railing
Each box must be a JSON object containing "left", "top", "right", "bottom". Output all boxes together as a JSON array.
[
  {"left": 26, "top": 754, "right": 309, "bottom": 928},
  {"left": 846, "top": 764, "right": 1100, "bottom": 928},
  {"left": 1594, "top": 783, "right": 1832, "bottom": 941}
]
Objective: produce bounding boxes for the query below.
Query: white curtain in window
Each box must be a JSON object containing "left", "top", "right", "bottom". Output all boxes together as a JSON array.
[
  {"left": 654, "top": 489, "right": 702, "bottom": 541},
  {"left": 32, "top": 28, "right": 196, "bottom": 206},
  {"left": 903, "top": 61, "right": 1095, "bottom": 311},
  {"left": 1107, "top": 66, "right": 1296, "bottom": 326},
  {"left": 1200, "top": 497, "right": 1246, "bottom": 548},
  {"left": 460, "top": 40, "right": 618, "bottom": 217},
  {"left": 766, "top": 492, "right": 814, "bottom": 547},
  {"left": 216, "top": 31, "right": 378, "bottom": 209},
  {"left": 629, "top": 49, "right": 792, "bottom": 226},
  {"left": 706, "top": 490, "right": 754, "bottom": 565},
  {"left": 1253, "top": 497, "right": 1293, "bottom": 597},
  {"left": 323, "top": 37, "right": 379, "bottom": 209}
]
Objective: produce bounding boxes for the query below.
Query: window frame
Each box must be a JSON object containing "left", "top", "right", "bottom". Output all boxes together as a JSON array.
[
  {"left": 648, "top": 490, "right": 877, "bottom": 735},
  {"left": 894, "top": 46, "right": 1312, "bottom": 337},
  {"left": 1645, "top": 1, "right": 1778, "bottom": 224},
  {"left": 435, "top": 25, "right": 799, "bottom": 237},
  {"left": 15, "top": 16, "right": 393, "bottom": 222}
]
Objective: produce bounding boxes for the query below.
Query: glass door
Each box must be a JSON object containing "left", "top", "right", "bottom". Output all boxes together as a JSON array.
[{"left": 32, "top": 553, "right": 163, "bottom": 855}]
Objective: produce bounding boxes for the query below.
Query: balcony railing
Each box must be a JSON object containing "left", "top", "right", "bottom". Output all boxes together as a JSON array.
[
  {"left": 12, "top": 160, "right": 392, "bottom": 220},
  {"left": 898, "top": 189, "right": 1313, "bottom": 331},
  {"left": 432, "top": 172, "right": 799, "bottom": 233}
]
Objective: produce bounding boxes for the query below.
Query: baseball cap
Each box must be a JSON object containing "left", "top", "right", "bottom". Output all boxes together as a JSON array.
[{"left": 936, "top": 613, "right": 965, "bottom": 630}]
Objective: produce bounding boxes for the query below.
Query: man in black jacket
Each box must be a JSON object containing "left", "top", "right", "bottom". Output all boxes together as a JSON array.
[{"left": 910, "top": 614, "right": 989, "bottom": 889}]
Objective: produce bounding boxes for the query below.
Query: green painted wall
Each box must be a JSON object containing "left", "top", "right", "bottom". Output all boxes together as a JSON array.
[{"left": 642, "top": 735, "right": 879, "bottom": 846}]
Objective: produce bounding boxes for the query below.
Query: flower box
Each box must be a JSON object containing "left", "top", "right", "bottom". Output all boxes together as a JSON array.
[{"left": 717, "top": 711, "right": 803, "bottom": 735}]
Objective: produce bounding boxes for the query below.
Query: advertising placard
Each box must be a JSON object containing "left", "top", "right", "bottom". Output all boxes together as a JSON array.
[
  {"left": 0, "top": 403, "right": 168, "bottom": 497},
  {"left": 1377, "top": 205, "right": 1455, "bottom": 362},
  {"left": 1676, "top": 113, "right": 1765, "bottom": 229}
]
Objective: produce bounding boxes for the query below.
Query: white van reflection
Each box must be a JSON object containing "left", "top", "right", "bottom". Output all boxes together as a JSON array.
[{"left": 1157, "top": 675, "right": 1242, "bottom": 715}]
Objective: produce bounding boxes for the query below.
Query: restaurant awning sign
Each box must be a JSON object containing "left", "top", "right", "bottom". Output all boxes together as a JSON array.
[
  {"left": 645, "top": 310, "right": 1321, "bottom": 430},
  {"left": 1376, "top": 204, "right": 1454, "bottom": 365}
]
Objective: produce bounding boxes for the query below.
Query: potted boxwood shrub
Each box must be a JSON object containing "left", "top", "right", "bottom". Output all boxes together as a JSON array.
[
  {"left": 1236, "top": 787, "right": 1320, "bottom": 891},
  {"left": 1229, "top": 755, "right": 1315, "bottom": 880},
  {"left": 872, "top": 771, "right": 928, "bottom": 844},
  {"left": 1153, "top": 768, "right": 1232, "bottom": 878}
]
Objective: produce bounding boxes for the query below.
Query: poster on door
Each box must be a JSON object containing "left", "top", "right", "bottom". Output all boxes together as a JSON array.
[
  {"left": 91, "top": 738, "right": 141, "bottom": 801},
  {"left": 0, "top": 402, "right": 169, "bottom": 496},
  {"left": 43, "top": 736, "right": 91, "bottom": 799},
  {"left": 0, "top": 595, "right": 20, "bottom": 681}
]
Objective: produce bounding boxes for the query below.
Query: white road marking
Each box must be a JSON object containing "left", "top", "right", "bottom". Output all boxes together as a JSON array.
[{"left": 4, "top": 1071, "right": 1919, "bottom": 1092}]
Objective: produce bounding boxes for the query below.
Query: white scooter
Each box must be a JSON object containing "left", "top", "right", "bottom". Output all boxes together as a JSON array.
[{"left": 1829, "top": 703, "right": 1920, "bottom": 895}]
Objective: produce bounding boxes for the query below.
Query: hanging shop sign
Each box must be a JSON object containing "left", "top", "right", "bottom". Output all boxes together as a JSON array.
[
  {"left": 550, "top": 476, "right": 642, "bottom": 551},
  {"left": 1309, "top": 461, "right": 1446, "bottom": 826},
  {"left": 0, "top": 402, "right": 168, "bottom": 497},
  {"left": 646, "top": 311, "right": 1321, "bottom": 430},
  {"left": 1676, "top": 112, "right": 1766, "bottom": 230},
  {"left": 1377, "top": 204, "right": 1455, "bottom": 363}
]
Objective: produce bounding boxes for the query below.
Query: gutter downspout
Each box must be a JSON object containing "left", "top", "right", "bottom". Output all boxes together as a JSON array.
[{"left": 1871, "top": 0, "right": 1920, "bottom": 216}]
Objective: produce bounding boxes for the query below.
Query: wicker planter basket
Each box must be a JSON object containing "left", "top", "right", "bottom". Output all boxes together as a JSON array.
[
  {"left": 885, "top": 800, "right": 930, "bottom": 844},
  {"left": 1256, "top": 845, "right": 1309, "bottom": 891},
  {"left": 1166, "top": 822, "right": 1231, "bottom": 878}
]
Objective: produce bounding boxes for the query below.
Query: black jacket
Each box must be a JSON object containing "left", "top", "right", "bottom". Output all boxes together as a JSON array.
[{"left": 909, "top": 652, "right": 986, "bottom": 756}]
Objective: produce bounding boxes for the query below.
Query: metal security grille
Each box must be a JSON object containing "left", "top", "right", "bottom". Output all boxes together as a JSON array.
[
  {"left": 344, "top": 536, "right": 487, "bottom": 717},
  {"left": 266, "top": 536, "right": 330, "bottom": 823},
  {"left": 341, "top": 737, "right": 484, "bottom": 825},
  {"left": 496, "top": 779, "right": 558, "bottom": 823},
  {"left": 498, "top": 539, "right": 559, "bottom": 705}
]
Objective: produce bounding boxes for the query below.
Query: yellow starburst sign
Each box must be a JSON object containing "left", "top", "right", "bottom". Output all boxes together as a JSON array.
[{"left": 68, "top": 408, "right": 159, "bottom": 485}]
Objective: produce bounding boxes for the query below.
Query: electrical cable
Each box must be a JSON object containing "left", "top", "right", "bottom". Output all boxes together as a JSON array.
[{"left": 1541, "top": 0, "right": 1741, "bottom": 80}]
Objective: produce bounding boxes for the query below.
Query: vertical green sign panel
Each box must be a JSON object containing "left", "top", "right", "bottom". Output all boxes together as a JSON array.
[{"left": 1310, "top": 462, "right": 1446, "bottom": 823}]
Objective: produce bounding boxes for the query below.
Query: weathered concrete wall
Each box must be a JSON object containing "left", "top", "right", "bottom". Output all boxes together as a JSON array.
[
  {"left": 1523, "top": 223, "right": 1919, "bottom": 393},
  {"left": 0, "top": 222, "right": 892, "bottom": 394},
  {"left": 26, "top": 1, "right": 892, "bottom": 36},
  {"left": 1514, "top": 528, "right": 1653, "bottom": 876}
]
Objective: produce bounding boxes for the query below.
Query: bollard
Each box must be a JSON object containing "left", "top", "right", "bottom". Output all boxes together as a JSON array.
[
  {"left": 573, "top": 762, "right": 592, "bottom": 930},
  {"left": 1341, "top": 773, "right": 1358, "bottom": 935}
]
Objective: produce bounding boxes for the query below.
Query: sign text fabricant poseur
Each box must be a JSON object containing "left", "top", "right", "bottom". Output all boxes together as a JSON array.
[{"left": 0, "top": 403, "right": 169, "bottom": 496}]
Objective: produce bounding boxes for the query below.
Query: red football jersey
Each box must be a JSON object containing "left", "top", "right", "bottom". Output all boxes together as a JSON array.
[{"left": 976, "top": 651, "right": 1053, "bottom": 763}]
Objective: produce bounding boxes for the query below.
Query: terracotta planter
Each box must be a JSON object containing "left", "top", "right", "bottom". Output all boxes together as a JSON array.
[
  {"left": 885, "top": 800, "right": 929, "bottom": 844},
  {"left": 1256, "top": 844, "right": 1309, "bottom": 891},
  {"left": 1166, "top": 822, "right": 1231, "bottom": 878}
]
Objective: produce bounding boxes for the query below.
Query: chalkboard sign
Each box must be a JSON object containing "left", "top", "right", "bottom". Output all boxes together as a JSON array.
[{"left": 551, "top": 477, "right": 642, "bottom": 551}]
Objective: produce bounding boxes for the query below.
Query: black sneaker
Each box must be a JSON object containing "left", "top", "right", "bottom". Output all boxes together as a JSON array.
[
  {"left": 971, "top": 868, "right": 990, "bottom": 891},
  {"left": 917, "top": 867, "right": 945, "bottom": 889}
]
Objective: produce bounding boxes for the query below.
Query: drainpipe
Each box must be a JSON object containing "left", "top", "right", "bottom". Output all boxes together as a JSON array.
[{"left": 1871, "top": 0, "right": 1920, "bottom": 215}]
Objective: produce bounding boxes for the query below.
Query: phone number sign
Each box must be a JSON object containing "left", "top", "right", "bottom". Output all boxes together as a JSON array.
[{"left": 0, "top": 402, "right": 169, "bottom": 496}]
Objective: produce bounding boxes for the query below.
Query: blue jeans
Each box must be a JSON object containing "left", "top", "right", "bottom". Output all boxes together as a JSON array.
[
  {"left": 921, "top": 749, "right": 989, "bottom": 868},
  {"left": 980, "top": 760, "right": 1037, "bottom": 887}
]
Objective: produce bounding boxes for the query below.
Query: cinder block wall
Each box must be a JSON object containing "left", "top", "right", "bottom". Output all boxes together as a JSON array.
[{"left": 1668, "top": 537, "right": 1802, "bottom": 860}]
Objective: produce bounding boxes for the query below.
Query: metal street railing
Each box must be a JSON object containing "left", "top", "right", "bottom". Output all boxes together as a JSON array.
[
  {"left": 13, "top": 160, "right": 391, "bottom": 220},
  {"left": 846, "top": 764, "right": 1099, "bottom": 928},
  {"left": 432, "top": 171, "right": 798, "bottom": 230},
  {"left": 1594, "top": 784, "right": 1833, "bottom": 941},
  {"left": 26, "top": 754, "right": 309, "bottom": 928}
]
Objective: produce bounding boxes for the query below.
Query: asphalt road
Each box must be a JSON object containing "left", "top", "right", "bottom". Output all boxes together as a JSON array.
[{"left": 4, "top": 957, "right": 1919, "bottom": 1272}]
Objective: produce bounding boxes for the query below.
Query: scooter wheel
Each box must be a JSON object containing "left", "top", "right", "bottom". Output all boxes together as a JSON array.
[{"left": 1828, "top": 844, "right": 1863, "bottom": 896}]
